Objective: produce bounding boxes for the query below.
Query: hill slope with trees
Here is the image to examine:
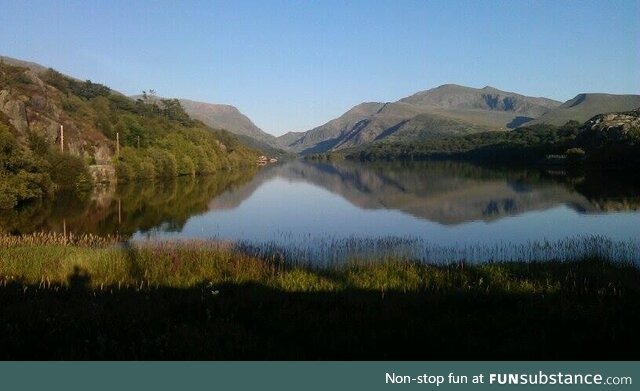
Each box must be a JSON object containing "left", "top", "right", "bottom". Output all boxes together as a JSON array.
[
  {"left": 0, "top": 58, "right": 258, "bottom": 208},
  {"left": 339, "top": 108, "right": 640, "bottom": 168}
]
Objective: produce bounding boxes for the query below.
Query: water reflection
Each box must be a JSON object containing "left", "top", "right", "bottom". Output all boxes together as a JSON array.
[
  {"left": 1, "top": 160, "right": 639, "bottom": 243},
  {"left": 0, "top": 168, "right": 258, "bottom": 236}
]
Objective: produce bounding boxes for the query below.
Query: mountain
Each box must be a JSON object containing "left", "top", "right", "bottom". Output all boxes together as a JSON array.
[
  {"left": 276, "top": 131, "right": 306, "bottom": 147},
  {"left": 527, "top": 93, "right": 640, "bottom": 127},
  {"left": 283, "top": 84, "right": 562, "bottom": 154},
  {"left": 177, "top": 99, "right": 286, "bottom": 154}
]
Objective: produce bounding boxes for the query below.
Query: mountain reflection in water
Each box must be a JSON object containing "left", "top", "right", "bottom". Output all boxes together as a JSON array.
[{"left": 1, "top": 160, "right": 639, "bottom": 250}]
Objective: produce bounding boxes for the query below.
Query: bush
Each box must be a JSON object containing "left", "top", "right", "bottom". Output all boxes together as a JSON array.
[
  {"left": 148, "top": 148, "right": 178, "bottom": 178},
  {"left": 0, "top": 124, "right": 53, "bottom": 208},
  {"left": 46, "top": 152, "right": 93, "bottom": 190},
  {"left": 115, "top": 160, "right": 135, "bottom": 182},
  {"left": 177, "top": 155, "right": 195, "bottom": 176}
]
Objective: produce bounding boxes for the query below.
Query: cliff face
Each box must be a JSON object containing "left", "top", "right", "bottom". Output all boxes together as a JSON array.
[{"left": 0, "top": 62, "right": 113, "bottom": 164}]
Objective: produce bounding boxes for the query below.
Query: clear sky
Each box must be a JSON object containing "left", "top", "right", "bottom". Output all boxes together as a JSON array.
[{"left": 1, "top": 0, "right": 638, "bottom": 136}]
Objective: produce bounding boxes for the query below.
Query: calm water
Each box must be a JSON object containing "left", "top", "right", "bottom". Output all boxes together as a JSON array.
[{"left": 2, "top": 160, "right": 639, "bottom": 261}]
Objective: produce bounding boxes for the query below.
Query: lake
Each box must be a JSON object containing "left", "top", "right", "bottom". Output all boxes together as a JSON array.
[{"left": 2, "top": 160, "right": 639, "bottom": 263}]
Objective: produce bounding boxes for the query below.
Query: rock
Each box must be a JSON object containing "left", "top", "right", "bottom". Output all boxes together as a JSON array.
[
  {"left": 88, "top": 164, "right": 116, "bottom": 184},
  {"left": 0, "top": 90, "right": 29, "bottom": 133},
  {"left": 93, "top": 145, "right": 112, "bottom": 165},
  {"left": 578, "top": 108, "right": 640, "bottom": 145}
]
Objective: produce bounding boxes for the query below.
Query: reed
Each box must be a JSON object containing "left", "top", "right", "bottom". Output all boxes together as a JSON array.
[
  {"left": 0, "top": 234, "right": 637, "bottom": 292},
  {"left": 0, "top": 232, "right": 123, "bottom": 247}
]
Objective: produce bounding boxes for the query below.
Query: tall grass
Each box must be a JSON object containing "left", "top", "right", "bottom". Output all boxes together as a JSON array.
[
  {"left": 0, "top": 234, "right": 638, "bottom": 292},
  {"left": 233, "top": 234, "right": 640, "bottom": 266},
  {"left": 0, "top": 232, "right": 122, "bottom": 247}
]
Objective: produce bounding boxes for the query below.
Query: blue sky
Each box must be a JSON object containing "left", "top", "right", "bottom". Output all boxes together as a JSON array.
[{"left": 1, "top": 0, "right": 638, "bottom": 136}]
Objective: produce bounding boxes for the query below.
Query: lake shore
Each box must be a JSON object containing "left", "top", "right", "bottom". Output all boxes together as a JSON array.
[{"left": 1, "top": 235, "right": 638, "bottom": 359}]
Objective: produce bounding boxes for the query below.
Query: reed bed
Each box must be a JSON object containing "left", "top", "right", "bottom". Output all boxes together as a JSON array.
[
  {"left": 234, "top": 234, "right": 640, "bottom": 266},
  {"left": 0, "top": 232, "right": 123, "bottom": 248},
  {"left": 0, "top": 233, "right": 638, "bottom": 293}
]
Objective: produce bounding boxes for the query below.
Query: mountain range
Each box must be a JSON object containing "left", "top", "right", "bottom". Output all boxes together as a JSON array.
[
  {"left": 278, "top": 85, "right": 640, "bottom": 154},
  {"left": 2, "top": 54, "right": 639, "bottom": 157}
]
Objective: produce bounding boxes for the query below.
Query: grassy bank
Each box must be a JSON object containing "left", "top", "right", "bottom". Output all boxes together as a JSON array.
[{"left": 1, "top": 235, "right": 639, "bottom": 359}]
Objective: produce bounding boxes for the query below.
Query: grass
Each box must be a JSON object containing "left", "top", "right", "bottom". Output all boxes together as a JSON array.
[{"left": 0, "top": 234, "right": 639, "bottom": 359}]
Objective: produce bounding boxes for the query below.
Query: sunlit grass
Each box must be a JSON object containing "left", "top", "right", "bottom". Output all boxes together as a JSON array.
[{"left": 1, "top": 234, "right": 637, "bottom": 295}]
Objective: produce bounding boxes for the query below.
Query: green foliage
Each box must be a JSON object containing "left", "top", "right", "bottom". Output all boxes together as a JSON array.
[
  {"left": 147, "top": 147, "right": 178, "bottom": 178},
  {"left": 160, "top": 98, "right": 192, "bottom": 125},
  {"left": 68, "top": 79, "right": 111, "bottom": 100},
  {"left": 43, "top": 68, "right": 70, "bottom": 93},
  {"left": 0, "top": 61, "right": 32, "bottom": 87},
  {"left": 39, "top": 71, "right": 257, "bottom": 182},
  {"left": 346, "top": 121, "right": 583, "bottom": 163},
  {"left": 1, "top": 61, "right": 259, "bottom": 196},
  {"left": 47, "top": 152, "right": 93, "bottom": 190},
  {"left": 0, "top": 170, "right": 257, "bottom": 235},
  {"left": 0, "top": 121, "right": 93, "bottom": 209},
  {"left": 0, "top": 124, "right": 53, "bottom": 209}
]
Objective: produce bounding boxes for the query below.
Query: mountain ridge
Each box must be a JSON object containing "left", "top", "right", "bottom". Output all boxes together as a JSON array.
[
  {"left": 282, "top": 84, "right": 564, "bottom": 154},
  {"left": 177, "top": 99, "right": 286, "bottom": 153},
  {"left": 283, "top": 85, "right": 640, "bottom": 155}
]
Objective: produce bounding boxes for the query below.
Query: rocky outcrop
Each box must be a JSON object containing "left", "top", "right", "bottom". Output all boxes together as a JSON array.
[
  {"left": 0, "top": 62, "right": 114, "bottom": 164},
  {"left": 580, "top": 108, "right": 640, "bottom": 142},
  {"left": 584, "top": 107, "right": 640, "bottom": 139},
  {"left": 0, "top": 89, "right": 29, "bottom": 132}
]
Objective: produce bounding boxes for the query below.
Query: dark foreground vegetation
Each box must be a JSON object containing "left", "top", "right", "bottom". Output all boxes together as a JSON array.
[{"left": 1, "top": 234, "right": 638, "bottom": 359}]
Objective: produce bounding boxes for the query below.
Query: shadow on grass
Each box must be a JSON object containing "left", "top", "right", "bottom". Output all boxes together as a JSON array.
[{"left": 0, "top": 263, "right": 638, "bottom": 360}]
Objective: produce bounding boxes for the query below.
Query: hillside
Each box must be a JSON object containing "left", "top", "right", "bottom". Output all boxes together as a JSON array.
[
  {"left": 129, "top": 96, "right": 287, "bottom": 156},
  {"left": 0, "top": 57, "right": 258, "bottom": 208},
  {"left": 527, "top": 93, "right": 640, "bottom": 126},
  {"left": 341, "top": 107, "right": 640, "bottom": 168},
  {"left": 283, "top": 84, "right": 561, "bottom": 154},
  {"left": 0, "top": 55, "right": 51, "bottom": 74},
  {"left": 276, "top": 131, "right": 306, "bottom": 147},
  {"left": 176, "top": 99, "right": 287, "bottom": 154}
]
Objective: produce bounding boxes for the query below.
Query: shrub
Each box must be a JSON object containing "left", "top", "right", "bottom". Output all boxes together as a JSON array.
[
  {"left": 47, "top": 152, "right": 93, "bottom": 190},
  {"left": 0, "top": 125, "right": 53, "bottom": 208}
]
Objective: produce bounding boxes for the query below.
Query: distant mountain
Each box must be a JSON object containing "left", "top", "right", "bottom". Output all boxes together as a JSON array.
[
  {"left": 283, "top": 84, "right": 561, "bottom": 154},
  {"left": 527, "top": 93, "right": 640, "bottom": 127},
  {"left": 178, "top": 99, "right": 286, "bottom": 154},
  {"left": 276, "top": 131, "right": 306, "bottom": 147}
]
